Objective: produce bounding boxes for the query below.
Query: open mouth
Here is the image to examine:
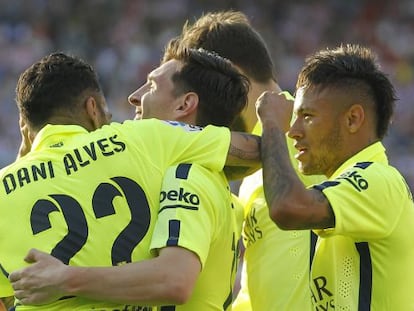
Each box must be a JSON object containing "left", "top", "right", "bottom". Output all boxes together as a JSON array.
[{"left": 294, "top": 144, "right": 307, "bottom": 160}]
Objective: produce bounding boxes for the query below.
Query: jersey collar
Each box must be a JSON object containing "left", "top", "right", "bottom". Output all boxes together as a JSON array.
[
  {"left": 31, "top": 124, "right": 89, "bottom": 151},
  {"left": 330, "top": 142, "right": 388, "bottom": 179}
]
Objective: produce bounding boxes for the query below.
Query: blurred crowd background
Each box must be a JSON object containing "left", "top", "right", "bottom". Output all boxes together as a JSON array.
[{"left": 1, "top": 0, "right": 414, "bottom": 188}]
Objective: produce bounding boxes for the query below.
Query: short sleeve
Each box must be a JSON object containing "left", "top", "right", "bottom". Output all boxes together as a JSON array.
[
  {"left": 150, "top": 164, "right": 217, "bottom": 268},
  {"left": 122, "top": 119, "right": 231, "bottom": 172},
  {"left": 315, "top": 162, "right": 406, "bottom": 239}
]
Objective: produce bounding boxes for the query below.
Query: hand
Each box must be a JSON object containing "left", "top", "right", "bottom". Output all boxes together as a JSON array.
[
  {"left": 9, "top": 249, "right": 69, "bottom": 305},
  {"left": 16, "top": 117, "right": 32, "bottom": 159},
  {"left": 255, "top": 91, "right": 294, "bottom": 133}
]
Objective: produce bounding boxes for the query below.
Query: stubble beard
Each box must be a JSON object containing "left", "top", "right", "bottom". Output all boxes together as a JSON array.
[{"left": 301, "top": 125, "right": 343, "bottom": 177}]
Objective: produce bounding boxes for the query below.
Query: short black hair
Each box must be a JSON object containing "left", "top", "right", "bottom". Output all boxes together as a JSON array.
[
  {"left": 16, "top": 52, "right": 103, "bottom": 130},
  {"left": 172, "top": 48, "right": 250, "bottom": 127},
  {"left": 297, "top": 44, "right": 397, "bottom": 139}
]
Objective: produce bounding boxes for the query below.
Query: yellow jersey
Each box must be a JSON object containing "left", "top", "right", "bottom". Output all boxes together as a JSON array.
[
  {"left": 151, "top": 164, "right": 239, "bottom": 310},
  {"left": 233, "top": 112, "right": 323, "bottom": 311},
  {"left": 0, "top": 119, "right": 230, "bottom": 310},
  {"left": 312, "top": 142, "right": 414, "bottom": 310}
]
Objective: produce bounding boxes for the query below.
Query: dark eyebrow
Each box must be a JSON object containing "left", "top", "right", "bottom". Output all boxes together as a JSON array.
[
  {"left": 295, "top": 106, "right": 316, "bottom": 116},
  {"left": 295, "top": 107, "right": 306, "bottom": 114}
]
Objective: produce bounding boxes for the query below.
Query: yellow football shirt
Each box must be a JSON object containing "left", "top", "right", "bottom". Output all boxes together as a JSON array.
[
  {"left": 233, "top": 97, "right": 323, "bottom": 311},
  {"left": 0, "top": 273, "right": 11, "bottom": 302},
  {"left": 312, "top": 142, "right": 414, "bottom": 310},
  {"left": 0, "top": 119, "right": 230, "bottom": 310},
  {"left": 234, "top": 169, "right": 321, "bottom": 311},
  {"left": 150, "top": 163, "right": 239, "bottom": 310}
]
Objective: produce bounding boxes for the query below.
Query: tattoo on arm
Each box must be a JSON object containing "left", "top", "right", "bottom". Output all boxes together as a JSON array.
[
  {"left": 261, "top": 127, "right": 295, "bottom": 205},
  {"left": 261, "top": 125, "right": 335, "bottom": 229},
  {"left": 229, "top": 133, "right": 261, "bottom": 161}
]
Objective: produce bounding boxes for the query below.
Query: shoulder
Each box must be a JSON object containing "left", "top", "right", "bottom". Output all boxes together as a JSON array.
[
  {"left": 165, "top": 163, "right": 225, "bottom": 184},
  {"left": 315, "top": 161, "right": 411, "bottom": 207}
]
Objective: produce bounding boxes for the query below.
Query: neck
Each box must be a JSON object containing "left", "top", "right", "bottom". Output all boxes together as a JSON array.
[
  {"left": 177, "top": 115, "right": 197, "bottom": 126},
  {"left": 326, "top": 133, "right": 379, "bottom": 178},
  {"left": 49, "top": 113, "right": 99, "bottom": 132}
]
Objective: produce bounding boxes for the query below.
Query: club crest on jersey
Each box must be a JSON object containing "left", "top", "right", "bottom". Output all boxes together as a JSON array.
[{"left": 163, "top": 120, "right": 203, "bottom": 132}]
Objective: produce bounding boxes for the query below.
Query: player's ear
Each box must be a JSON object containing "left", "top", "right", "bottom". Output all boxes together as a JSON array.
[
  {"left": 346, "top": 103, "right": 365, "bottom": 133},
  {"left": 176, "top": 92, "right": 199, "bottom": 117},
  {"left": 18, "top": 115, "right": 35, "bottom": 142},
  {"left": 16, "top": 115, "right": 35, "bottom": 159},
  {"left": 85, "top": 96, "right": 101, "bottom": 130}
]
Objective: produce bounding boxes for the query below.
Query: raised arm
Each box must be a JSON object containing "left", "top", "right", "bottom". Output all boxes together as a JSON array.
[{"left": 256, "top": 91, "right": 334, "bottom": 230}]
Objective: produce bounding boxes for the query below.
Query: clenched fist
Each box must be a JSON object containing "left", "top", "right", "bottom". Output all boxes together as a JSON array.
[{"left": 255, "top": 91, "right": 294, "bottom": 133}]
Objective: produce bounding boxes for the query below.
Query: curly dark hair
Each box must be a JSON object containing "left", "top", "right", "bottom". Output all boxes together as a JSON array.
[{"left": 16, "top": 52, "right": 103, "bottom": 130}]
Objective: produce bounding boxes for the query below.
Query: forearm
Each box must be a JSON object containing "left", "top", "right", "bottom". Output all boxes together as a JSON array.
[
  {"left": 65, "top": 247, "right": 200, "bottom": 305},
  {"left": 66, "top": 258, "right": 186, "bottom": 305},
  {"left": 261, "top": 123, "right": 300, "bottom": 205},
  {"left": 66, "top": 263, "right": 163, "bottom": 305},
  {"left": 226, "top": 132, "right": 261, "bottom": 167},
  {"left": 261, "top": 122, "right": 334, "bottom": 229},
  {"left": 261, "top": 122, "right": 310, "bottom": 229}
]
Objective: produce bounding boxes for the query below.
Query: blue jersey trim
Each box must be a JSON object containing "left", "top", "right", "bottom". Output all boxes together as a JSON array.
[
  {"left": 166, "top": 219, "right": 181, "bottom": 247},
  {"left": 356, "top": 242, "right": 372, "bottom": 310},
  {"left": 310, "top": 231, "right": 318, "bottom": 268},
  {"left": 175, "top": 163, "right": 192, "bottom": 180},
  {"left": 354, "top": 162, "right": 373, "bottom": 169},
  {"left": 0, "top": 262, "right": 8, "bottom": 278}
]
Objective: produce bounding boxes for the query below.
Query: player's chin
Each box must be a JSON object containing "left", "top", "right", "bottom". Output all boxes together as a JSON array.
[
  {"left": 298, "top": 162, "right": 313, "bottom": 175},
  {"left": 298, "top": 163, "right": 307, "bottom": 175}
]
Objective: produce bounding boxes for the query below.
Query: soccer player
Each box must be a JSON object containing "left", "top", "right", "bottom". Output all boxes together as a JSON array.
[
  {"left": 257, "top": 44, "right": 414, "bottom": 310},
  {"left": 165, "top": 11, "right": 323, "bottom": 310},
  {"left": 1, "top": 50, "right": 260, "bottom": 310},
  {"left": 9, "top": 48, "right": 250, "bottom": 310},
  {"left": 9, "top": 11, "right": 320, "bottom": 311}
]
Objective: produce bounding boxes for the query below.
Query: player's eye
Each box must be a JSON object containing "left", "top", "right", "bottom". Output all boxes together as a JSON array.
[{"left": 302, "top": 111, "right": 313, "bottom": 118}]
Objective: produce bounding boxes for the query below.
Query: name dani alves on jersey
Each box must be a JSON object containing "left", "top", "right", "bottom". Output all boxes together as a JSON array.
[{"left": 2, "top": 134, "right": 126, "bottom": 195}]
